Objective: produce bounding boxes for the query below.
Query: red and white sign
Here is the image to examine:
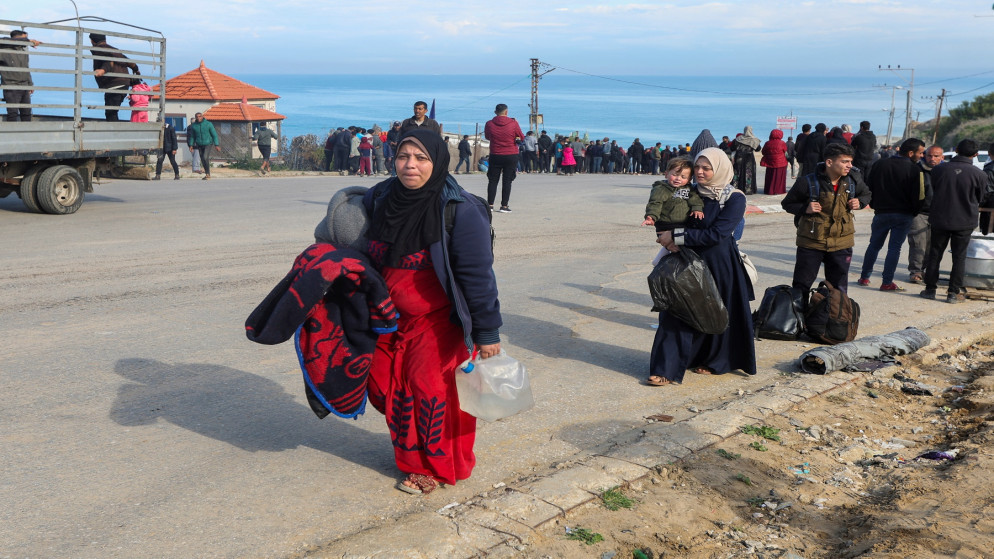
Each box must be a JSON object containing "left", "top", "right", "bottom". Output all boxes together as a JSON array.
[{"left": 777, "top": 116, "right": 797, "bottom": 130}]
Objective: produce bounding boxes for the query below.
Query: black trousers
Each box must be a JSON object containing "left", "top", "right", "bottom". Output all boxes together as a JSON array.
[
  {"left": 487, "top": 153, "right": 518, "bottom": 207},
  {"left": 323, "top": 149, "right": 334, "bottom": 171},
  {"left": 539, "top": 151, "right": 551, "bottom": 172},
  {"left": 923, "top": 228, "right": 972, "bottom": 294},
  {"left": 792, "top": 246, "right": 853, "bottom": 294},
  {"left": 333, "top": 147, "right": 349, "bottom": 171},
  {"left": 524, "top": 151, "right": 539, "bottom": 172},
  {"left": 104, "top": 91, "right": 127, "bottom": 121},
  {"left": 156, "top": 151, "right": 179, "bottom": 176},
  {"left": 195, "top": 145, "right": 213, "bottom": 175},
  {"left": 3, "top": 89, "right": 31, "bottom": 121}
]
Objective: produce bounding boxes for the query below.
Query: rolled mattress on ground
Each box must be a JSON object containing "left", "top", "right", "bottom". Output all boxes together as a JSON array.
[{"left": 799, "top": 327, "right": 931, "bottom": 375}]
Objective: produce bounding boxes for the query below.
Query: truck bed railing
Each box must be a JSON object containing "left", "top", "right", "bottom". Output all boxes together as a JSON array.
[{"left": 0, "top": 17, "right": 166, "bottom": 121}]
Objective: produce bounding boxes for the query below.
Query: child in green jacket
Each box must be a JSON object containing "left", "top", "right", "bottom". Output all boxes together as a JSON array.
[{"left": 642, "top": 158, "right": 704, "bottom": 264}]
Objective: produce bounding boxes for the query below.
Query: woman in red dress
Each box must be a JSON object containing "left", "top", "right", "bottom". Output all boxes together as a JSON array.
[
  {"left": 761, "top": 129, "right": 789, "bottom": 195},
  {"left": 363, "top": 129, "right": 502, "bottom": 495}
]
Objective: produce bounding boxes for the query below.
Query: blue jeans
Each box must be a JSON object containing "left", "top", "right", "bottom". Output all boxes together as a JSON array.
[
  {"left": 591, "top": 156, "right": 601, "bottom": 173},
  {"left": 455, "top": 155, "right": 470, "bottom": 173},
  {"left": 860, "top": 212, "right": 914, "bottom": 285}
]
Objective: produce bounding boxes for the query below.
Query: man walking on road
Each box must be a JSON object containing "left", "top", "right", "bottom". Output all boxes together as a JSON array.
[
  {"left": 484, "top": 103, "right": 524, "bottom": 213},
  {"left": 155, "top": 120, "right": 180, "bottom": 180},
  {"left": 856, "top": 138, "right": 925, "bottom": 292},
  {"left": 253, "top": 122, "right": 278, "bottom": 175},
  {"left": 455, "top": 135, "right": 472, "bottom": 174},
  {"left": 187, "top": 112, "right": 220, "bottom": 180},
  {"left": 781, "top": 142, "right": 871, "bottom": 293},
  {"left": 921, "top": 139, "right": 989, "bottom": 303}
]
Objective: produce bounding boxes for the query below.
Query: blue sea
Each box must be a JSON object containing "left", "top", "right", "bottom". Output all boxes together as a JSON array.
[{"left": 233, "top": 73, "right": 994, "bottom": 147}]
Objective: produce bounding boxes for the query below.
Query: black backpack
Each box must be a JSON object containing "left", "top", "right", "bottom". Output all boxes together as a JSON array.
[
  {"left": 753, "top": 285, "right": 807, "bottom": 341},
  {"left": 805, "top": 280, "right": 860, "bottom": 345}
]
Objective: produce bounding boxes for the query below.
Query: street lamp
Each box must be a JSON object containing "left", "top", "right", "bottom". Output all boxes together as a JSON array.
[
  {"left": 878, "top": 65, "right": 915, "bottom": 140},
  {"left": 874, "top": 84, "right": 904, "bottom": 144}
]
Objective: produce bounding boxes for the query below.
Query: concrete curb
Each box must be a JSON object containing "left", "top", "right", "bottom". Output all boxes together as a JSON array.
[{"left": 305, "top": 316, "right": 994, "bottom": 558}]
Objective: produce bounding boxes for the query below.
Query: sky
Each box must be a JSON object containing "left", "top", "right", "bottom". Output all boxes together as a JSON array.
[{"left": 8, "top": 0, "right": 994, "bottom": 77}]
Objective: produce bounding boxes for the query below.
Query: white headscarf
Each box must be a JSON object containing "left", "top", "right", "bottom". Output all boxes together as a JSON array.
[{"left": 694, "top": 147, "right": 735, "bottom": 204}]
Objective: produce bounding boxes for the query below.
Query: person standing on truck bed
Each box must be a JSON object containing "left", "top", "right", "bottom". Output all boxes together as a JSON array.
[
  {"left": 0, "top": 30, "right": 41, "bottom": 122},
  {"left": 89, "top": 33, "right": 139, "bottom": 121},
  {"left": 187, "top": 112, "right": 220, "bottom": 180}
]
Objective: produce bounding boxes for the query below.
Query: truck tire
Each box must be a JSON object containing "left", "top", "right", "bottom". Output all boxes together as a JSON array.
[
  {"left": 18, "top": 164, "right": 48, "bottom": 214},
  {"left": 36, "top": 165, "right": 85, "bottom": 215}
]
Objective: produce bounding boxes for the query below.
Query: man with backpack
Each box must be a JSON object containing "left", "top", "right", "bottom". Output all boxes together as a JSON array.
[{"left": 781, "top": 142, "right": 871, "bottom": 294}]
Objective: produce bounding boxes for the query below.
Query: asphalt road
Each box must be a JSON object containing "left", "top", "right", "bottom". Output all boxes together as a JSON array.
[{"left": 1, "top": 171, "right": 989, "bottom": 558}]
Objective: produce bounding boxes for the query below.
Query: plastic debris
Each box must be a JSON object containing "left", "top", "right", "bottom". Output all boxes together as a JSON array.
[{"left": 915, "top": 449, "right": 960, "bottom": 461}]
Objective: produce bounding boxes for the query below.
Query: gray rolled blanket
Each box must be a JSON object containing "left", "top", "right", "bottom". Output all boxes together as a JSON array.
[{"left": 799, "top": 327, "right": 931, "bottom": 374}]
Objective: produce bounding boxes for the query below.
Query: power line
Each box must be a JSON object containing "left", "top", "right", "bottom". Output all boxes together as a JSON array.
[
  {"left": 946, "top": 80, "right": 994, "bottom": 98},
  {"left": 437, "top": 74, "right": 531, "bottom": 114},
  {"left": 541, "top": 62, "right": 883, "bottom": 97},
  {"left": 918, "top": 69, "right": 994, "bottom": 85}
]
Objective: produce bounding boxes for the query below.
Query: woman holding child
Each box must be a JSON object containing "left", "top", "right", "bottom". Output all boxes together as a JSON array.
[{"left": 646, "top": 147, "right": 756, "bottom": 386}]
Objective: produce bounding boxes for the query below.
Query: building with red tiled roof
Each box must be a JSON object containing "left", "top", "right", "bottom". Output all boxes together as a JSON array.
[{"left": 154, "top": 61, "right": 285, "bottom": 168}]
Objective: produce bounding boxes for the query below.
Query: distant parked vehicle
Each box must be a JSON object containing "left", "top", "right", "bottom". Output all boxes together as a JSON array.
[{"left": 943, "top": 150, "right": 989, "bottom": 169}]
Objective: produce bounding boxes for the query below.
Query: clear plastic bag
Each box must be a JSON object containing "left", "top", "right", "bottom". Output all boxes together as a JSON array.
[{"left": 455, "top": 350, "right": 534, "bottom": 422}]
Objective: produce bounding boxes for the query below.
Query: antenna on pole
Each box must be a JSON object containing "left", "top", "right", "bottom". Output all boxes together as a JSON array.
[{"left": 528, "top": 58, "right": 555, "bottom": 134}]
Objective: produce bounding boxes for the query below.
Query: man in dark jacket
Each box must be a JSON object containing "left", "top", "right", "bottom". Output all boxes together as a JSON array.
[
  {"left": 455, "top": 135, "right": 472, "bottom": 174},
  {"left": 794, "top": 124, "right": 811, "bottom": 175},
  {"left": 856, "top": 138, "right": 925, "bottom": 291},
  {"left": 484, "top": 103, "right": 524, "bottom": 212},
  {"left": 0, "top": 30, "right": 41, "bottom": 122},
  {"left": 906, "top": 145, "right": 941, "bottom": 283},
  {"left": 799, "top": 123, "right": 827, "bottom": 177},
  {"left": 628, "top": 138, "right": 644, "bottom": 174},
  {"left": 536, "top": 130, "right": 553, "bottom": 173},
  {"left": 921, "top": 139, "right": 989, "bottom": 303},
  {"left": 334, "top": 128, "right": 353, "bottom": 174},
  {"left": 323, "top": 129, "right": 339, "bottom": 172},
  {"left": 851, "top": 121, "right": 877, "bottom": 178},
  {"left": 781, "top": 142, "right": 871, "bottom": 293},
  {"left": 154, "top": 120, "right": 180, "bottom": 180},
  {"left": 399, "top": 100, "right": 441, "bottom": 136},
  {"left": 89, "top": 33, "right": 139, "bottom": 121}
]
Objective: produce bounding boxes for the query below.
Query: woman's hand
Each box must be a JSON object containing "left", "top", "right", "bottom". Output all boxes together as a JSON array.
[
  {"left": 477, "top": 343, "right": 501, "bottom": 359},
  {"left": 656, "top": 231, "right": 680, "bottom": 253}
]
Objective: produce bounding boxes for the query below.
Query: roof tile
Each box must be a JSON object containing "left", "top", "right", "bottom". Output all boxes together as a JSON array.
[{"left": 152, "top": 60, "right": 278, "bottom": 101}]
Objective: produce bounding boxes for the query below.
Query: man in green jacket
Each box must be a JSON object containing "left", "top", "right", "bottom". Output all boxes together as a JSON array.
[{"left": 187, "top": 112, "right": 220, "bottom": 180}]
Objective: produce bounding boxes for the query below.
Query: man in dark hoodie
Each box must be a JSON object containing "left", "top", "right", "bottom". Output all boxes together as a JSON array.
[
  {"left": 799, "top": 123, "right": 827, "bottom": 177},
  {"left": 851, "top": 121, "right": 877, "bottom": 178},
  {"left": 484, "top": 103, "right": 524, "bottom": 212},
  {"left": 399, "top": 100, "right": 441, "bottom": 136},
  {"left": 856, "top": 137, "right": 926, "bottom": 291},
  {"left": 89, "top": 33, "right": 139, "bottom": 121}
]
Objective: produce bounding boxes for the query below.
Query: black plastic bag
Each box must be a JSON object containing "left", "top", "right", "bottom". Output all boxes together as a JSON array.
[{"left": 647, "top": 248, "right": 729, "bottom": 334}]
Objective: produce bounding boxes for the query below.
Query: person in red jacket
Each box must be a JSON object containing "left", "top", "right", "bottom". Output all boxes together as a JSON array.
[{"left": 484, "top": 103, "right": 524, "bottom": 212}]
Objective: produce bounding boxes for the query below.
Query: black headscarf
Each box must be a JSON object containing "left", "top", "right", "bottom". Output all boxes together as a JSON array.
[{"left": 368, "top": 128, "right": 450, "bottom": 267}]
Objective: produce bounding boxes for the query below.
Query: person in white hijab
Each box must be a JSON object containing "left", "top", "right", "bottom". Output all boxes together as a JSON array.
[{"left": 647, "top": 147, "right": 756, "bottom": 386}]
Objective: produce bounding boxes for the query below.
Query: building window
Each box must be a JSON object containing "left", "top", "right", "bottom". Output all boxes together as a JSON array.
[{"left": 165, "top": 115, "right": 187, "bottom": 132}]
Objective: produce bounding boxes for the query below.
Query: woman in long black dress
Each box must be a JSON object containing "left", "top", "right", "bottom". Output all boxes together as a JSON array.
[
  {"left": 732, "top": 126, "right": 762, "bottom": 194},
  {"left": 646, "top": 147, "right": 756, "bottom": 386}
]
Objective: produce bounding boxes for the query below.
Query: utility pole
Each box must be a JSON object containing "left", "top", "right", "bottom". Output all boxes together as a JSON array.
[
  {"left": 932, "top": 88, "right": 946, "bottom": 146},
  {"left": 878, "top": 65, "right": 914, "bottom": 139},
  {"left": 528, "top": 58, "right": 555, "bottom": 134}
]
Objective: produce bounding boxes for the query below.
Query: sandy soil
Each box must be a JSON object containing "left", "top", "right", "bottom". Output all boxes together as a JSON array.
[{"left": 521, "top": 339, "right": 994, "bottom": 559}]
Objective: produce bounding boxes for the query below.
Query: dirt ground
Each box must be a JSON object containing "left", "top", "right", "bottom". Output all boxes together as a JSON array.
[{"left": 521, "top": 339, "right": 994, "bottom": 559}]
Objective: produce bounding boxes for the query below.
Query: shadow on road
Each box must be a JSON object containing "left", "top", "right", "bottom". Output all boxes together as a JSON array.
[
  {"left": 502, "top": 313, "right": 646, "bottom": 379},
  {"left": 109, "top": 358, "right": 394, "bottom": 474}
]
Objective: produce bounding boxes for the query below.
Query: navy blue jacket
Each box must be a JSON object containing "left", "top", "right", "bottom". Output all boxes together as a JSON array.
[
  {"left": 930, "top": 155, "right": 988, "bottom": 230},
  {"left": 363, "top": 177, "right": 501, "bottom": 351}
]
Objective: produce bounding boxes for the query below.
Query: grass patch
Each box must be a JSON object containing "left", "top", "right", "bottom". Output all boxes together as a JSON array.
[
  {"left": 601, "top": 486, "right": 635, "bottom": 511},
  {"left": 735, "top": 473, "right": 753, "bottom": 486},
  {"left": 716, "top": 449, "right": 741, "bottom": 460},
  {"left": 565, "top": 527, "right": 604, "bottom": 545},
  {"left": 749, "top": 441, "right": 768, "bottom": 452},
  {"left": 740, "top": 424, "right": 782, "bottom": 442},
  {"left": 746, "top": 496, "right": 766, "bottom": 508},
  {"left": 825, "top": 394, "right": 849, "bottom": 405}
]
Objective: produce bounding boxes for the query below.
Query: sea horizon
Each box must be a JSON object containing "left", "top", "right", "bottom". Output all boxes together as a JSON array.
[{"left": 233, "top": 73, "right": 992, "bottom": 148}]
